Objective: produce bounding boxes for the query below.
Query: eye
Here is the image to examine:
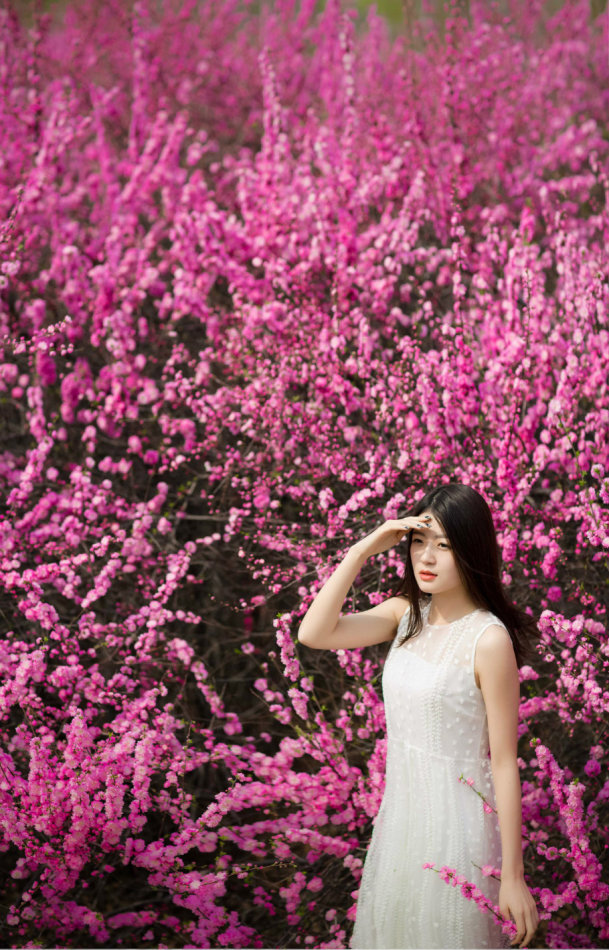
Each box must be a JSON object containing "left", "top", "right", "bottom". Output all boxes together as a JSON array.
[
  {"left": 438, "top": 542, "right": 451, "bottom": 550},
  {"left": 411, "top": 536, "right": 423, "bottom": 544}
]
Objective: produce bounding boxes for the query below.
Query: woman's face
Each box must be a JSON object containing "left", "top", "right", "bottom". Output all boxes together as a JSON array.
[{"left": 409, "top": 510, "right": 464, "bottom": 596}]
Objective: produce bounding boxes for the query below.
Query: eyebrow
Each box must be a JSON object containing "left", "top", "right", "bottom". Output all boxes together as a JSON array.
[{"left": 412, "top": 528, "right": 448, "bottom": 540}]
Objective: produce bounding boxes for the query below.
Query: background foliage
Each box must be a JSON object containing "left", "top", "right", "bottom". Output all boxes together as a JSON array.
[{"left": 0, "top": 0, "right": 608, "bottom": 947}]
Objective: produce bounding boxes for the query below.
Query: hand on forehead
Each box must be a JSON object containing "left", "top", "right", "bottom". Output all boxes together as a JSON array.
[{"left": 415, "top": 512, "right": 445, "bottom": 537}]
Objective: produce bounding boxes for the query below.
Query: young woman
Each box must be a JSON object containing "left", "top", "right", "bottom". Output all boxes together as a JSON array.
[{"left": 298, "top": 483, "right": 539, "bottom": 950}]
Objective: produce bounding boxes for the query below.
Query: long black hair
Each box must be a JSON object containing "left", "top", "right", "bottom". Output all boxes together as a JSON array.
[{"left": 395, "top": 483, "right": 538, "bottom": 668}]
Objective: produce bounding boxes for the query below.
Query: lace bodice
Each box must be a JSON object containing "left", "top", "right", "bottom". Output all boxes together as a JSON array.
[{"left": 383, "top": 603, "right": 499, "bottom": 762}]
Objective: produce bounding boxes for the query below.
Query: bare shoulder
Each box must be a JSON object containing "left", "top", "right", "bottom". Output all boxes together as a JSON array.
[
  {"left": 360, "top": 594, "right": 409, "bottom": 623},
  {"left": 383, "top": 595, "right": 409, "bottom": 626},
  {"left": 474, "top": 623, "right": 517, "bottom": 688},
  {"left": 477, "top": 623, "right": 514, "bottom": 657}
]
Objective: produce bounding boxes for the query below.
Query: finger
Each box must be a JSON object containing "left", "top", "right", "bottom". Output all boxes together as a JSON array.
[
  {"left": 522, "top": 908, "right": 539, "bottom": 947},
  {"left": 510, "top": 913, "right": 525, "bottom": 947},
  {"left": 400, "top": 517, "right": 430, "bottom": 533}
]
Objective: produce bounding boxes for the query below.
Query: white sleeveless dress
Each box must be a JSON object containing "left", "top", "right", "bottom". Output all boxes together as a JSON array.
[{"left": 351, "top": 603, "right": 510, "bottom": 949}]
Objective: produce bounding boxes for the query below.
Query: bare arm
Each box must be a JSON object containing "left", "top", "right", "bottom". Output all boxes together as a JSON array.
[
  {"left": 297, "top": 517, "right": 426, "bottom": 650},
  {"left": 476, "top": 626, "right": 539, "bottom": 948}
]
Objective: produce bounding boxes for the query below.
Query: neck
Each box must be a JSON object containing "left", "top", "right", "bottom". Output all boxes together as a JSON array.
[{"left": 427, "top": 591, "right": 478, "bottom": 625}]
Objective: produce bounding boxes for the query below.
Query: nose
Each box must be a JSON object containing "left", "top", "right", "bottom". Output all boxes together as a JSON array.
[{"left": 420, "top": 541, "right": 436, "bottom": 564}]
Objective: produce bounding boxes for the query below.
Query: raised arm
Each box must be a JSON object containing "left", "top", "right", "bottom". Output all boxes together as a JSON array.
[{"left": 297, "top": 517, "right": 426, "bottom": 651}]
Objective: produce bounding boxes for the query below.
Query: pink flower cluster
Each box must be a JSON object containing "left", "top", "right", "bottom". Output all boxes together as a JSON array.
[
  {"left": 423, "top": 862, "right": 518, "bottom": 939},
  {"left": 0, "top": 0, "right": 608, "bottom": 946}
]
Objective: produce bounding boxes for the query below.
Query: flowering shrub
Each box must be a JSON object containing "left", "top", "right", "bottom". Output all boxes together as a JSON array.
[{"left": 0, "top": 0, "right": 608, "bottom": 946}]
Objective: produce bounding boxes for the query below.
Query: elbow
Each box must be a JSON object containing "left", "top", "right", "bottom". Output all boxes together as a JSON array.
[
  {"left": 490, "top": 751, "right": 519, "bottom": 774},
  {"left": 297, "top": 625, "right": 314, "bottom": 647},
  {"left": 297, "top": 623, "right": 324, "bottom": 648}
]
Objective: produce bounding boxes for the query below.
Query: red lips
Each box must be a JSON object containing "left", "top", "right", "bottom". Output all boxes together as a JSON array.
[{"left": 419, "top": 571, "right": 437, "bottom": 580}]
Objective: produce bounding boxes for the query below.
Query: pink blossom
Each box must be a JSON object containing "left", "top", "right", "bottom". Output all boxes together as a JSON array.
[{"left": 0, "top": 2, "right": 608, "bottom": 948}]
